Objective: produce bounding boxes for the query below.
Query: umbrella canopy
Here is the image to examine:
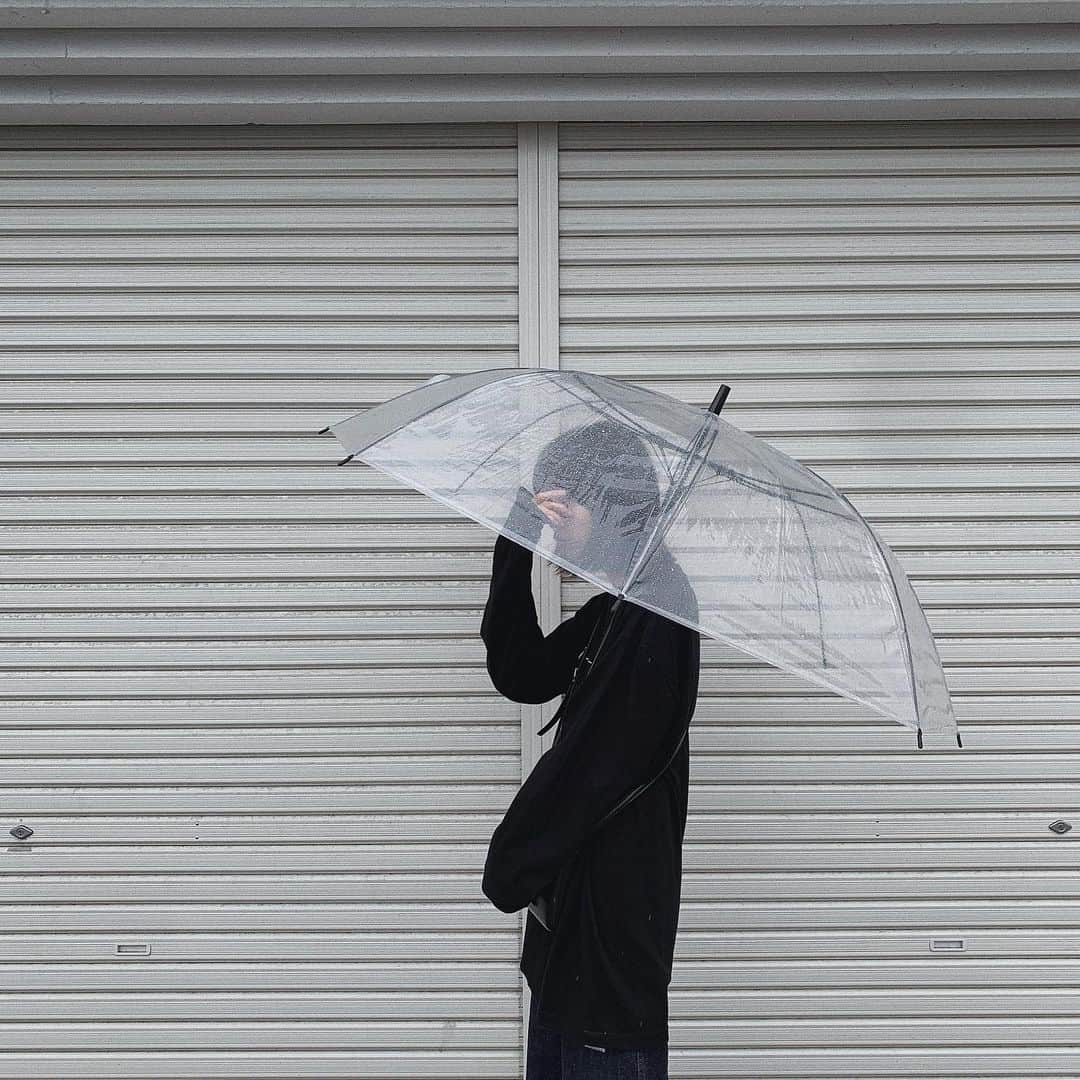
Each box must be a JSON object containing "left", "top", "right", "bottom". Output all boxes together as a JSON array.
[{"left": 325, "top": 367, "right": 958, "bottom": 745}]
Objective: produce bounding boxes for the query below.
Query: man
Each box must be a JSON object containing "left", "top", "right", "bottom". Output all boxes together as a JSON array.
[{"left": 479, "top": 423, "right": 701, "bottom": 1079}]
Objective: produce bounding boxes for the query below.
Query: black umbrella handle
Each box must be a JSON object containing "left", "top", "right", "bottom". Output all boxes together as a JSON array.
[{"left": 709, "top": 384, "right": 731, "bottom": 414}]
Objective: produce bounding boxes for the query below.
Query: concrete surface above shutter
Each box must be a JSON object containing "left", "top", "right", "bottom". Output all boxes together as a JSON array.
[{"left": 0, "top": 2, "right": 1079, "bottom": 122}]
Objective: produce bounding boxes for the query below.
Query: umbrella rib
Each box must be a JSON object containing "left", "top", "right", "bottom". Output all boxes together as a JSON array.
[
  {"left": 695, "top": 463, "right": 856, "bottom": 528},
  {"left": 568, "top": 372, "right": 728, "bottom": 475},
  {"left": 785, "top": 484, "right": 830, "bottom": 671},
  {"left": 572, "top": 372, "right": 669, "bottom": 446},
  {"left": 447, "top": 398, "right": 586, "bottom": 496},
  {"left": 835, "top": 487, "right": 921, "bottom": 733},
  {"left": 555, "top": 376, "right": 700, "bottom": 490},
  {"left": 696, "top": 460, "right": 834, "bottom": 506},
  {"left": 447, "top": 373, "right": 688, "bottom": 499}
]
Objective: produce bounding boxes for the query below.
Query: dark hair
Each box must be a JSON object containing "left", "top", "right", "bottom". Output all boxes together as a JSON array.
[{"left": 534, "top": 420, "right": 657, "bottom": 506}]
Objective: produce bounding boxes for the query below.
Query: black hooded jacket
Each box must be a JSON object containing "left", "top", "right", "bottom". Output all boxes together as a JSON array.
[{"left": 479, "top": 532, "right": 701, "bottom": 1050}]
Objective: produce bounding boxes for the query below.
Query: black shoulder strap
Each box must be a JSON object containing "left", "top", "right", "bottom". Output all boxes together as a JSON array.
[
  {"left": 537, "top": 594, "right": 690, "bottom": 829},
  {"left": 589, "top": 719, "right": 690, "bottom": 834}
]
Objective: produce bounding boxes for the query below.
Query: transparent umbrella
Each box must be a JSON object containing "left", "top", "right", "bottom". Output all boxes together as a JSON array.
[{"left": 323, "top": 367, "right": 960, "bottom": 749}]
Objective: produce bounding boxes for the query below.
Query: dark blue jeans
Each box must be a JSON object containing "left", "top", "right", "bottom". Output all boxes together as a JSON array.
[{"left": 525, "top": 992, "right": 669, "bottom": 1080}]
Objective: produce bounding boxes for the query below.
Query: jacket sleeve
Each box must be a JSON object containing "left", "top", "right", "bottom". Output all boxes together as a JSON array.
[
  {"left": 480, "top": 532, "right": 606, "bottom": 705},
  {"left": 481, "top": 612, "right": 683, "bottom": 914}
]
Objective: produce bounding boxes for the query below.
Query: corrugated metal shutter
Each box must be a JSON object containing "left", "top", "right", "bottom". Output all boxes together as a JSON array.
[
  {"left": 557, "top": 122, "right": 1080, "bottom": 1076},
  {"left": 3, "top": 10, "right": 1080, "bottom": 125},
  {"left": 0, "top": 125, "right": 526, "bottom": 1078}
]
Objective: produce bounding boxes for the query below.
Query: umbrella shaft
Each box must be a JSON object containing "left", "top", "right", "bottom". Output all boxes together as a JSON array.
[{"left": 542, "top": 385, "right": 731, "bottom": 739}]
